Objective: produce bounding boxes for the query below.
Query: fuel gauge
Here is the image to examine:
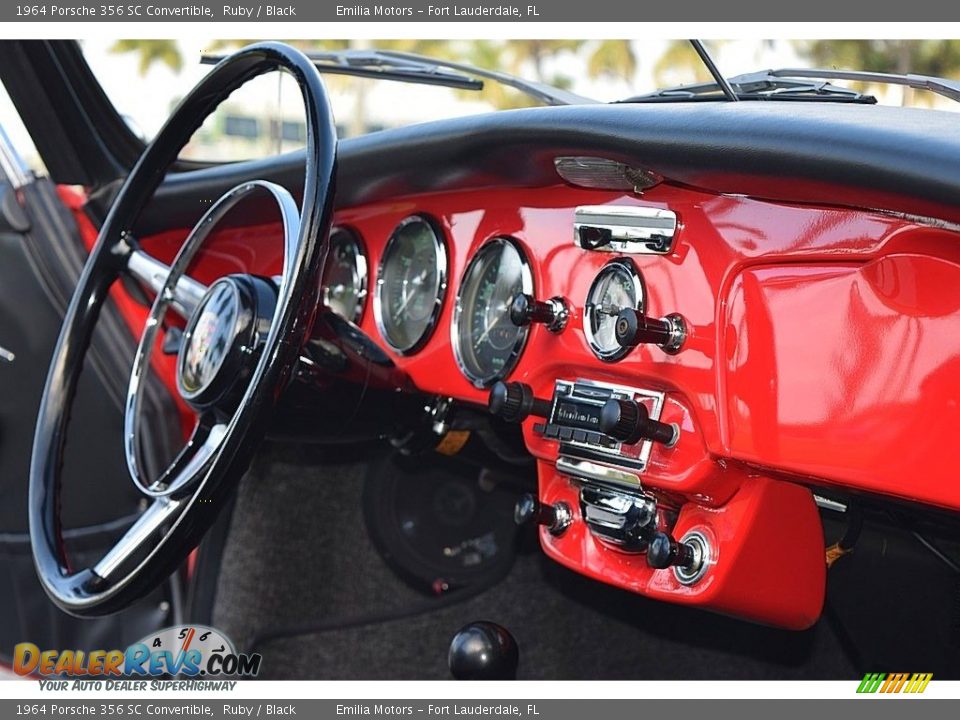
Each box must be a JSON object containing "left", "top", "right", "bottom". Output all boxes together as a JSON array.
[{"left": 584, "top": 258, "right": 645, "bottom": 361}]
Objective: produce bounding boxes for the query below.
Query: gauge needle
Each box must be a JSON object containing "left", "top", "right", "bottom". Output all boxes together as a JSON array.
[
  {"left": 393, "top": 271, "right": 430, "bottom": 320},
  {"left": 393, "top": 286, "right": 418, "bottom": 320},
  {"left": 474, "top": 302, "right": 507, "bottom": 349}
]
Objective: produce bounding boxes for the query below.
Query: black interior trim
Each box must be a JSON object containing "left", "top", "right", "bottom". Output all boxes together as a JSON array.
[{"left": 0, "top": 41, "right": 135, "bottom": 186}]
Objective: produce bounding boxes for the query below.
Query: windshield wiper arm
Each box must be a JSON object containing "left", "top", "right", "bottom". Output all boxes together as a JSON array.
[
  {"left": 201, "top": 49, "right": 597, "bottom": 106},
  {"left": 373, "top": 50, "right": 597, "bottom": 106},
  {"left": 623, "top": 70, "right": 876, "bottom": 104},
  {"left": 690, "top": 40, "right": 738, "bottom": 102},
  {"left": 201, "top": 49, "right": 484, "bottom": 91},
  {"left": 626, "top": 65, "right": 960, "bottom": 106},
  {"left": 764, "top": 67, "right": 960, "bottom": 104}
]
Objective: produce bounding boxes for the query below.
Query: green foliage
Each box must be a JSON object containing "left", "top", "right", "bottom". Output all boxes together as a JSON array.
[
  {"left": 109, "top": 39, "right": 183, "bottom": 75},
  {"left": 587, "top": 40, "right": 637, "bottom": 82},
  {"left": 653, "top": 40, "right": 719, "bottom": 88}
]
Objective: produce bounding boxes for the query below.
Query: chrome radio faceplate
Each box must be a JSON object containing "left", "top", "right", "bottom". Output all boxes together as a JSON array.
[{"left": 534, "top": 378, "right": 665, "bottom": 488}]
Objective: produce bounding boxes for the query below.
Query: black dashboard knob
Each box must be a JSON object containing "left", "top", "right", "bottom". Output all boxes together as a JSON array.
[
  {"left": 615, "top": 308, "right": 686, "bottom": 354},
  {"left": 509, "top": 294, "right": 569, "bottom": 333},
  {"left": 646, "top": 531, "right": 698, "bottom": 571},
  {"left": 488, "top": 381, "right": 551, "bottom": 422},
  {"left": 514, "top": 493, "right": 572, "bottom": 535},
  {"left": 448, "top": 621, "right": 519, "bottom": 680},
  {"left": 600, "top": 397, "right": 678, "bottom": 446}
]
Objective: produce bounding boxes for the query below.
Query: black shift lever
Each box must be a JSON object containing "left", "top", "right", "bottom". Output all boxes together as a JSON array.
[{"left": 448, "top": 621, "right": 519, "bottom": 680}]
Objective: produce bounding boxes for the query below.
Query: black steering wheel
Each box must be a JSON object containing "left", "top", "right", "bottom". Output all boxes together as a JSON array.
[{"left": 29, "top": 43, "right": 337, "bottom": 616}]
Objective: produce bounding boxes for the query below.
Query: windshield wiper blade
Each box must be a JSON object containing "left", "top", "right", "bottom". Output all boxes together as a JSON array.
[
  {"left": 201, "top": 49, "right": 484, "bottom": 91},
  {"left": 623, "top": 70, "right": 876, "bottom": 104},
  {"left": 373, "top": 50, "right": 597, "bottom": 106},
  {"left": 765, "top": 67, "right": 960, "bottom": 104},
  {"left": 201, "top": 49, "right": 597, "bottom": 106}
]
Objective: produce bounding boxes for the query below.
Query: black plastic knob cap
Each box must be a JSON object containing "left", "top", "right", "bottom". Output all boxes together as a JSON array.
[
  {"left": 600, "top": 397, "right": 677, "bottom": 446},
  {"left": 514, "top": 493, "right": 543, "bottom": 525},
  {"left": 615, "top": 307, "right": 673, "bottom": 349},
  {"left": 448, "top": 621, "right": 519, "bottom": 680},
  {"left": 510, "top": 294, "right": 559, "bottom": 328},
  {"left": 599, "top": 398, "right": 647, "bottom": 443},
  {"left": 488, "top": 382, "right": 551, "bottom": 423},
  {"left": 647, "top": 531, "right": 696, "bottom": 570},
  {"left": 489, "top": 381, "right": 523, "bottom": 420},
  {"left": 615, "top": 308, "right": 642, "bottom": 348}
]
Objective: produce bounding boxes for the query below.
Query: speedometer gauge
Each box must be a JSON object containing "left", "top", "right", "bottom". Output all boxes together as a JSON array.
[
  {"left": 321, "top": 228, "right": 367, "bottom": 324},
  {"left": 453, "top": 237, "right": 533, "bottom": 388},
  {"left": 375, "top": 215, "right": 448, "bottom": 354},
  {"left": 584, "top": 258, "right": 645, "bottom": 361}
]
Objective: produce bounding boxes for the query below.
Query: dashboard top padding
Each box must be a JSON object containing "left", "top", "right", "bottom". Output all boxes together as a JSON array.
[{"left": 140, "top": 101, "right": 960, "bottom": 232}]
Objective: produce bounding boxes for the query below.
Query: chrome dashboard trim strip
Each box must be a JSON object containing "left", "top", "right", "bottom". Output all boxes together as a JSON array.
[
  {"left": 574, "top": 205, "right": 678, "bottom": 255},
  {"left": 556, "top": 456, "right": 642, "bottom": 489}
]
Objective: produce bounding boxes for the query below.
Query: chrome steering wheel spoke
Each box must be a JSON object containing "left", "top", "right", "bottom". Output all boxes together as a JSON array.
[
  {"left": 91, "top": 496, "right": 184, "bottom": 582},
  {"left": 126, "top": 248, "right": 208, "bottom": 319}
]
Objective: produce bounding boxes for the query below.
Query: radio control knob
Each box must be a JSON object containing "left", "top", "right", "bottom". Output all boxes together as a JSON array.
[
  {"left": 599, "top": 398, "right": 678, "bottom": 447},
  {"left": 488, "top": 381, "right": 551, "bottom": 423},
  {"left": 615, "top": 308, "right": 686, "bottom": 354},
  {"left": 509, "top": 294, "right": 569, "bottom": 333}
]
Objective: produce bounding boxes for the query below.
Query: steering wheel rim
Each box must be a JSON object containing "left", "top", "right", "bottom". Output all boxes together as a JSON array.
[{"left": 29, "top": 42, "right": 337, "bottom": 616}]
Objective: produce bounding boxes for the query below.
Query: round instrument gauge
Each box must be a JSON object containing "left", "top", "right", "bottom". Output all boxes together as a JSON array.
[
  {"left": 375, "top": 215, "right": 448, "bottom": 354},
  {"left": 584, "top": 258, "right": 645, "bottom": 361},
  {"left": 321, "top": 228, "right": 367, "bottom": 324},
  {"left": 453, "top": 238, "right": 533, "bottom": 388}
]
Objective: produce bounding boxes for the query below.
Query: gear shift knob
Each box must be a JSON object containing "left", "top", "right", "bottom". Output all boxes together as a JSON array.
[{"left": 448, "top": 621, "right": 519, "bottom": 680}]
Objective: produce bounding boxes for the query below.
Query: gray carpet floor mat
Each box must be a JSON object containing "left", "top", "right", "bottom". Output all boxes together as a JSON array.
[{"left": 211, "top": 444, "right": 857, "bottom": 680}]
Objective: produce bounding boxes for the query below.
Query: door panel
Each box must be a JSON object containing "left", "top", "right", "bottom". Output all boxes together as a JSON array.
[{"left": 0, "top": 176, "right": 180, "bottom": 662}]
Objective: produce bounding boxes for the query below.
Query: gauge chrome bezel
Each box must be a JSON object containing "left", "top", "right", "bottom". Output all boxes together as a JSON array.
[
  {"left": 452, "top": 236, "right": 534, "bottom": 389},
  {"left": 374, "top": 214, "right": 448, "bottom": 355},
  {"left": 584, "top": 257, "right": 646, "bottom": 362},
  {"left": 322, "top": 226, "right": 368, "bottom": 325}
]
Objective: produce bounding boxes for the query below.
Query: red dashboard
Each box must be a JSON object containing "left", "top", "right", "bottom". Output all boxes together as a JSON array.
[{"left": 68, "top": 177, "right": 960, "bottom": 630}]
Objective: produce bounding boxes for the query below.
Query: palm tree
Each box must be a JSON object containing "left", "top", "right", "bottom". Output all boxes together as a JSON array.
[
  {"left": 586, "top": 40, "right": 637, "bottom": 83},
  {"left": 109, "top": 40, "right": 183, "bottom": 75},
  {"left": 653, "top": 40, "right": 720, "bottom": 88}
]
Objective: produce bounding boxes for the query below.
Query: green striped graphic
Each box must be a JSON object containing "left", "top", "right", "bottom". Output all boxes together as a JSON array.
[
  {"left": 857, "top": 673, "right": 886, "bottom": 693},
  {"left": 857, "top": 672, "right": 932, "bottom": 694}
]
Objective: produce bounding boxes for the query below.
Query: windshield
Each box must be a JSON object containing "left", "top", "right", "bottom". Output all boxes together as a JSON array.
[{"left": 81, "top": 39, "right": 960, "bottom": 163}]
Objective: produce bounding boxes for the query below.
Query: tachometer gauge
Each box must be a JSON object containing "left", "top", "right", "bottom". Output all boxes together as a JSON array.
[
  {"left": 321, "top": 228, "right": 367, "bottom": 324},
  {"left": 375, "top": 215, "right": 448, "bottom": 354},
  {"left": 453, "top": 238, "right": 533, "bottom": 388},
  {"left": 584, "top": 258, "right": 645, "bottom": 361}
]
